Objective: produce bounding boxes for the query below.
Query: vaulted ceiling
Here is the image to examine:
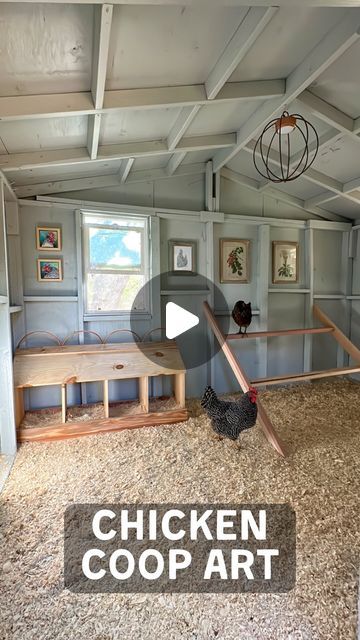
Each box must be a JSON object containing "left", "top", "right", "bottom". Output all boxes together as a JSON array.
[{"left": 2, "top": 1, "right": 360, "bottom": 221}]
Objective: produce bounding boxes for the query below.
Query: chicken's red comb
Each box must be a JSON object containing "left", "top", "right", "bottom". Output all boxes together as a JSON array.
[{"left": 248, "top": 386, "right": 258, "bottom": 394}]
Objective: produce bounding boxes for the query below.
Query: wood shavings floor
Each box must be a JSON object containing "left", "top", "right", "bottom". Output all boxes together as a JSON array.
[{"left": 1, "top": 379, "right": 359, "bottom": 640}]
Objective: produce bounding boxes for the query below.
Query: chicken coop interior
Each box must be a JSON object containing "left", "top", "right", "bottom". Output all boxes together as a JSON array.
[{"left": 1, "top": 2, "right": 360, "bottom": 639}]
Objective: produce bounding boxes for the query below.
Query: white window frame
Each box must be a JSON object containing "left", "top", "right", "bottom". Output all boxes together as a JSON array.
[{"left": 81, "top": 210, "right": 150, "bottom": 318}]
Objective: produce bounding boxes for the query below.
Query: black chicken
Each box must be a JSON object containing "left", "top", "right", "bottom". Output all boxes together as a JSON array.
[
  {"left": 201, "top": 386, "right": 258, "bottom": 441},
  {"left": 232, "top": 301, "right": 252, "bottom": 335}
]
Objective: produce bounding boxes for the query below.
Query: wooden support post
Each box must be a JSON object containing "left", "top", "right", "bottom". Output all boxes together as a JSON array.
[
  {"left": 203, "top": 301, "right": 286, "bottom": 457},
  {"left": 139, "top": 376, "right": 149, "bottom": 413},
  {"left": 103, "top": 379, "right": 109, "bottom": 418},
  {"left": 313, "top": 304, "right": 360, "bottom": 364},
  {"left": 61, "top": 384, "right": 67, "bottom": 424},
  {"left": 174, "top": 372, "right": 186, "bottom": 408},
  {"left": 14, "top": 387, "right": 24, "bottom": 428}
]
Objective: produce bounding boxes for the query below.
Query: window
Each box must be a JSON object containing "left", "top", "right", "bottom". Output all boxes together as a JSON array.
[{"left": 82, "top": 213, "right": 149, "bottom": 314}]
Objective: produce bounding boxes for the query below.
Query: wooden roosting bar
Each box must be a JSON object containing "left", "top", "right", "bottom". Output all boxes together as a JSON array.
[
  {"left": 14, "top": 341, "right": 188, "bottom": 442},
  {"left": 204, "top": 302, "right": 360, "bottom": 458}
]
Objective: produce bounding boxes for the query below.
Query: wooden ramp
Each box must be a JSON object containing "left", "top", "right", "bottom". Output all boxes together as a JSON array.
[{"left": 204, "top": 302, "right": 360, "bottom": 457}]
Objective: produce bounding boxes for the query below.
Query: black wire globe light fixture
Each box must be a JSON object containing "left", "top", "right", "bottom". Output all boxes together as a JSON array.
[{"left": 253, "top": 111, "right": 319, "bottom": 182}]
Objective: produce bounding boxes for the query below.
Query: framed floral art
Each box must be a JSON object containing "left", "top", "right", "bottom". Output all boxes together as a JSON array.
[
  {"left": 272, "top": 241, "right": 299, "bottom": 284},
  {"left": 219, "top": 239, "right": 250, "bottom": 283}
]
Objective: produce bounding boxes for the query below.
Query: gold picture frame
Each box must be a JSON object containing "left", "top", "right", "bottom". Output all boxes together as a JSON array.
[
  {"left": 219, "top": 239, "right": 250, "bottom": 283},
  {"left": 272, "top": 241, "right": 299, "bottom": 284},
  {"left": 37, "top": 258, "right": 63, "bottom": 282},
  {"left": 36, "top": 226, "right": 62, "bottom": 251}
]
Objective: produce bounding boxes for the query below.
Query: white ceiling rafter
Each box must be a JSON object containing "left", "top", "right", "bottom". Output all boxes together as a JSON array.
[
  {"left": 221, "top": 167, "right": 346, "bottom": 223},
  {"left": 118, "top": 157, "right": 134, "bottom": 183},
  {"left": 0, "top": 80, "right": 285, "bottom": 122},
  {"left": 212, "top": 10, "right": 360, "bottom": 172},
  {"left": 298, "top": 90, "right": 357, "bottom": 138},
  {"left": 13, "top": 163, "right": 207, "bottom": 198},
  {"left": 166, "top": 152, "right": 187, "bottom": 176},
  {"left": 87, "top": 4, "right": 113, "bottom": 160},
  {"left": 2, "top": 1, "right": 360, "bottom": 7},
  {"left": 0, "top": 133, "right": 235, "bottom": 173},
  {"left": 166, "top": 6, "right": 277, "bottom": 161},
  {"left": 244, "top": 140, "right": 360, "bottom": 207}
]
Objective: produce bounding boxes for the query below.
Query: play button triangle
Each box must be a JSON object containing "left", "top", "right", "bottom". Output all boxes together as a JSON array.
[{"left": 166, "top": 302, "right": 200, "bottom": 340}]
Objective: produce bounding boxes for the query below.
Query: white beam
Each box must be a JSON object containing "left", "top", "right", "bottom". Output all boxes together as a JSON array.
[
  {"left": 0, "top": 80, "right": 285, "bottom": 122},
  {"left": 305, "top": 191, "right": 338, "bottom": 208},
  {"left": 165, "top": 152, "right": 187, "bottom": 176},
  {"left": 118, "top": 158, "right": 134, "bottom": 183},
  {"left": 167, "top": 7, "right": 277, "bottom": 154},
  {"left": 87, "top": 4, "right": 113, "bottom": 160},
  {"left": 3, "top": 1, "right": 360, "bottom": 5},
  {"left": 15, "top": 174, "right": 121, "bottom": 198},
  {"left": 221, "top": 167, "right": 347, "bottom": 222},
  {"left": 0, "top": 133, "right": 235, "bottom": 172},
  {"left": 213, "top": 9, "right": 360, "bottom": 172},
  {"left": 14, "top": 163, "right": 207, "bottom": 198},
  {"left": 305, "top": 176, "right": 360, "bottom": 207},
  {"left": 343, "top": 176, "right": 360, "bottom": 192},
  {"left": 221, "top": 167, "right": 260, "bottom": 191},
  {"left": 297, "top": 90, "right": 356, "bottom": 135},
  {"left": 246, "top": 139, "right": 360, "bottom": 207},
  {"left": 87, "top": 114, "right": 102, "bottom": 161},
  {"left": 167, "top": 107, "right": 201, "bottom": 151},
  {"left": 205, "top": 7, "right": 277, "bottom": 99}
]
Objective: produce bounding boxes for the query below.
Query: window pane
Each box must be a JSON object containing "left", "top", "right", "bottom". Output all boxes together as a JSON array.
[
  {"left": 86, "top": 273, "right": 146, "bottom": 312},
  {"left": 89, "top": 227, "right": 142, "bottom": 271},
  {"left": 84, "top": 215, "right": 144, "bottom": 229}
]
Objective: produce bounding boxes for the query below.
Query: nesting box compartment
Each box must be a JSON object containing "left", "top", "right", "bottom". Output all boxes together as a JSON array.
[{"left": 13, "top": 341, "right": 188, "bottom": 442}]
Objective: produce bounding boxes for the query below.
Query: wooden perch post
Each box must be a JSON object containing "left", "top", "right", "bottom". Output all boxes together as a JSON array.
[{"left": 203, "top": 301, "right": 286, "bottom": 457}]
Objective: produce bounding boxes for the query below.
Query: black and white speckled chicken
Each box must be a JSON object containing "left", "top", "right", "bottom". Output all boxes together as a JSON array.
[
  {"left": 201, "top": 386, "right": 258, "bottom": 441},
  {"left": 232, "top": 301, "right": 252, "bottom": 335}
]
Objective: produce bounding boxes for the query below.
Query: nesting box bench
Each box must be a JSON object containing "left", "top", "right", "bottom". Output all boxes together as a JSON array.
[{"left": 13, "top": 341, "right": 188, "bottom": 442}]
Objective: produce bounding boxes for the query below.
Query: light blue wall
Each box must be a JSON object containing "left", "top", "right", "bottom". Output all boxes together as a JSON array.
[{"left": 12, "top": 176, "right": 355, "bottom": 411}]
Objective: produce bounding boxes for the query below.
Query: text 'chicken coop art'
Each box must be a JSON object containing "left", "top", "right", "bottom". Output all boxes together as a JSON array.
[{"left": 64, "top": 504, "right": 296, "bottom": 593}]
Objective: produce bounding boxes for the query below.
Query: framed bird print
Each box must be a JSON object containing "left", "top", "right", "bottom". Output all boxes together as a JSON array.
[
  {"left": 36, "top": 226, "right": 62, "bottom": 251},
  {"left": 220, "top": 239, "right": 250, "bottom": 283},
  {"left": 272, "top": 241, "right": 299, "bottom": 284},
  {"left": 37, "top": 258, "right": 63, "bottom": 282},
  {"left": 169, "top": 240, "right": 197, "bottom": 275}
]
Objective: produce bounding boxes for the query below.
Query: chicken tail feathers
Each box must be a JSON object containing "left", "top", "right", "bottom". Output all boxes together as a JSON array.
[{"left": 201, "top": 386, "right": 218, "bottom": 411}]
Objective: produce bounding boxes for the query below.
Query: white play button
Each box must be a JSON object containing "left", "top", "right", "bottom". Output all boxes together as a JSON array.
[{"left": 166, "top": 302, "right": 200, "bottom": 340}]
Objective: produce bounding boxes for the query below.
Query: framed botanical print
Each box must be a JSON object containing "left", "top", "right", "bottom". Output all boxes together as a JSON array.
[
  {"left": 169, "top": 240, "right": 197, "bottom": 275},
  {"left": 272, "top": 241, "right": 299, "bottom": 284},
  {"left": 37, "top": 258, "right": 63, "bottom": 282},
  {"left": 220, "top": 239, "right": 250, "bottom": 283},
  {"left": 36, "top": 226, "right": 62, "bottom": 251}
]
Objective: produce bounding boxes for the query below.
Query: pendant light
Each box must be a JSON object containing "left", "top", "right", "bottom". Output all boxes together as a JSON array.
[{"left": 253, "top": 110, "right": 319, "bottom": 182}]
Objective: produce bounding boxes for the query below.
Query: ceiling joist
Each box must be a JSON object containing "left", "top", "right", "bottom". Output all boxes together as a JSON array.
[
  {"left": 87, "top": 4, "right": 113, "bottom": 160},
  {"left": 13, "top": 162, "right": 207, "bottom": 198},
  {"left": 245, "top": 140, "right": 360, "bottom": 208},
  {"left": 0, "top": 80, "right": 286, "bottom": 123},
  {"left": 213, "top": 9, "right": 360, "bottom": 172},
  {"left": 0, "top": 133, "right": 235, "bottom": 173},
  {"left": 167, "top": 6, "right": 277, "bottom": 159},
  {"left": 221, "top": 167, "right": 346, "bottom": 223}
]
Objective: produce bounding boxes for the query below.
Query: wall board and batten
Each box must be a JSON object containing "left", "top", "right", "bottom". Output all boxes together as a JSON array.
[{"left": 10, "top": 178, "right": 356, "bottom": 411}]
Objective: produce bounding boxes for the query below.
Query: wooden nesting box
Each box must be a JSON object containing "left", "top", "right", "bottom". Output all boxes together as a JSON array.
[{"left": 13, "top": 341, "right": 188, "bottom": 442}]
